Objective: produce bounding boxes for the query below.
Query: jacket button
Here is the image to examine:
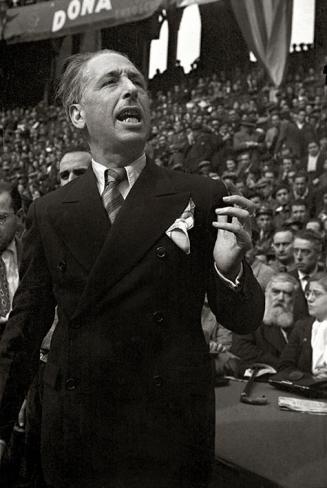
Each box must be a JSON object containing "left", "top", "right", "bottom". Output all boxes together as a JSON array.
[
  {"left": 153, "top": 311, "right": 164, "bottom": 324},
  {"left": 156, "top": 246, "right": 167, "bottom": 258},
  {"left": 65, "top": 377, "right": 78, "bottom": 391},
  {"left": 153, "top": 375, "right": 163, "bottom": 387},
  {"left": 57, "top": 260, "right": 66, "bottom": 272}
]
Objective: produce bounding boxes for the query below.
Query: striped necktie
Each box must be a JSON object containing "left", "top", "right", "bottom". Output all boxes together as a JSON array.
[
  {"left": 0, "top": 257, "right": 10, "bottom": 318},
  {"left": 102, "top": 167, "right": 126, "bottom": 223}
]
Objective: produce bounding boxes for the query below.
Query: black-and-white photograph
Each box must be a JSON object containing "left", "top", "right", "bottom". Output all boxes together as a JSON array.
[{"left": 0, "top": 0, "right": 326, "bottom": 487}]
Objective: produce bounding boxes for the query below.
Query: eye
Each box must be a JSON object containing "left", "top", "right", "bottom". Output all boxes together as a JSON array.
[
  {"left": 102, "top": 78, "right": 116, "bottom": 87},
  {"left": 130, "top": 76, "right": 146, "bottom": 89}
]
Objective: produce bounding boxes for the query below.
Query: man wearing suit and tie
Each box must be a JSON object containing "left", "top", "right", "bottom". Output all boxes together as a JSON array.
[
  {"left": 0, "top": 182, "right": 23, "bottom": 339},
  {"left": 0, "top": 50, "right": 264, "bottom": 488},
  {"left": 290, "top": 229, "right": 322, "bottom": 321}
]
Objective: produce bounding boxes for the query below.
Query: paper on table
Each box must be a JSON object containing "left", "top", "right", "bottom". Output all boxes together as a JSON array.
[{"left": 278, "top": 396, "right": 327, "bottom": 414}]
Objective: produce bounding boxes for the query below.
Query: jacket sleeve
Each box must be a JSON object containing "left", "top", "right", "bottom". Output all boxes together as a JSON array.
[
  {"left": 205, "top": 180, "right": 265, "bottom": 335},
  {"left": 0, "top": 200, "right": 56, "bottom": 441}
]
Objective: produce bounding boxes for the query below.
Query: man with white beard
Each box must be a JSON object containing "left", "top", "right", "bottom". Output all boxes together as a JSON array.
[{"left": 231, "top": 273, "right": 299, "bottom": 371}]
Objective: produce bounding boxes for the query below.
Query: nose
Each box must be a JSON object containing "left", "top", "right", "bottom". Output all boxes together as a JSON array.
[
  {"left": 121, "top": 76, "right": 138, "bottom": 99},
  {"left": 68, "top": 172, "right": 75, "bottom": 183}
]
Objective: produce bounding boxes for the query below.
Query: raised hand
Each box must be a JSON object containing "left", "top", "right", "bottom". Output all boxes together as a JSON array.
[{"left": 212, "top": 194, "right": 255, "bottom": 280}]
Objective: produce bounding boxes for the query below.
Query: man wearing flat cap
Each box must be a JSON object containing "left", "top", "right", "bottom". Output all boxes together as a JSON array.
[
  {"left": 255, "top": 205, "right": 275, "bottom": 255},
  {"left": 233, "top": 115, "right": 263, "bottom": 174},
  {"left": 255, "top": 177, "right": 275, "bottom": 206},
  {"left": 184, "top": 122, "right": 217, "bottom": 174}
]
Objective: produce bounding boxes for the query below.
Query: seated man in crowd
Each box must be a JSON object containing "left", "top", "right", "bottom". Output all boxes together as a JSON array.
[
  {"left": 0, "top": 182, "right": 23, "bottom": 338},
  {"left": 290, "top": 199, "right": 309, "bottom": 229},
  {"left": 58, "top": 144, "right": 91, "bottom": 186},
  {"left": 231, "top": 273, "right": 299, "bottom": 371},
  {"left": 270, "top": 228, "right": 296, "bottom": 273},
  {"left": 254, "top": 205, "right": 275, "bottom": 254},
  {"left": 290, "top": 228, "right": 323, "bottom": 320},
  {"left": 273, "top": 183, "right": 291, "bottom": 228},
  {"left": 292, "top": 170, "right": 316, "bottom": 217}
]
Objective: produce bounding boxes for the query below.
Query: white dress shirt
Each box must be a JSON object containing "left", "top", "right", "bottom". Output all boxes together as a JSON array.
[
  {"left": 311, "top": 319, "right": 327, "bottom": 377},
  {"left": 307, "top": 153, "right": 319, "bottom": 173},
  {"left": 92, "top": 153, "right": 146, "bottom": 197},
  {"left": 92, "top": 154, "right": 241, "bottom": 288},
  {"left": 298, "top": 269, "right": 318, "bottom": 293},
  {"left": 0, "top": 240, "right": 19, "bottom": 323}
]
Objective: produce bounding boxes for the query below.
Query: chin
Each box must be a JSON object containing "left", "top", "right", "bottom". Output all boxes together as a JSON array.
[{"left": 119, "top": 131, "right": 147, "bottom": 145}]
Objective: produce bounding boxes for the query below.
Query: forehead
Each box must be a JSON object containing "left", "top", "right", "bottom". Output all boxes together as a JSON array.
[
  {"left": 293, "top": 238, "right": 314, "bottom": 249},
  {"left": 274, "top": 231, "right": 293, "bottom": 243},
  {"left": 292, "top": 204, "right": 306, "bottom": 211},
  {"left": 276, "top": 188, "right": 288, "bottom": 195},
  {"left": 271, "top": 281, "right": 294, "bottom": 293},
  {"left": 0, "top": 191, "right": 13, "bottom": 212},
  {"left": 60, "top": 151, "right": 90, "bottom": 170},
  {"left": 309, "top": 281, "right": 325, "bottom": 292},
  {"left": 257, "top": 214, "right": 271, "bottom": 219},
  {"left": 83, "top": 52, "right": 143, "bottom": 83}
]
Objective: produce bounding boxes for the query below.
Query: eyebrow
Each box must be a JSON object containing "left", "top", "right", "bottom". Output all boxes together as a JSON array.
[
  {"left": 99, "top": 69, "right": 147, "bottom": 87},
  {"left": 271, "top": 287, "right": 292, "bottom": 294}
]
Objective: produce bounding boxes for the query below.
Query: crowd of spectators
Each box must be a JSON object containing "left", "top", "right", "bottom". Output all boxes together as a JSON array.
[
  {"left": 1, "top": 45, "right": 327, "bottom": 487},
  {"left": 1, "top": 50, "right": 327, "bottom": 256}
]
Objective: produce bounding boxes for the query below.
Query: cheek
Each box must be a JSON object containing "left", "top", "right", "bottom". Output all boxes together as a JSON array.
[{"left": 315, "top": 301, "right": 327, "bottom": 317}]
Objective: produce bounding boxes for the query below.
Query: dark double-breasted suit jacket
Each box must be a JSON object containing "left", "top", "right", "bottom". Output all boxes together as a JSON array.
[{"left": 0, "top": 161, "right": 264, "bottom": 487}]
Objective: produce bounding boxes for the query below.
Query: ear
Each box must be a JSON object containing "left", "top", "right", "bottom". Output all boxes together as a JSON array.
[{"left": 69, "top": 104, "right": 86, "bottom": 130}]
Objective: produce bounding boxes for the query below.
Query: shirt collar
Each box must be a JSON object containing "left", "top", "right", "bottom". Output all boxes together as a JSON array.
[
  {"left": 92, "top": 153, "right": 146, "bottom": 194},
  {"left": 2, "top": 239, "right": 17, "bottom": 257},
  {"left": 298, "top": 268, "right": 318, "bottom": 280},
  {"left": 7, "top": 240, "right": 16, "bottom": 253},
  {"left": 308, "top": 153, "right": 319, "bottom": 160}
]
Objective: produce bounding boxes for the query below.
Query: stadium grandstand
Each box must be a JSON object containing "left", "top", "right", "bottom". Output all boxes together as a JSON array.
[{"left": 1, "top": 1, "right": 327, "bottom": 487}]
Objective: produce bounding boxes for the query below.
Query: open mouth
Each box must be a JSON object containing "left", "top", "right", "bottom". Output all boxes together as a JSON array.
[{"left": 116, "top": 107, "right": 142, "bottom": 124}]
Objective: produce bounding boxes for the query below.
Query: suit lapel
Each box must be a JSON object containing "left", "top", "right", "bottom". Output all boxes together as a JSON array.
[
  {"left": 262, "top": 324, "right": 286, "bottom": 353},
  {"left": 73, "top": 161, "right": 190, "bottom": 318},
  {"left": 49, "top": 167, "right": 110, "bottom": 272}
]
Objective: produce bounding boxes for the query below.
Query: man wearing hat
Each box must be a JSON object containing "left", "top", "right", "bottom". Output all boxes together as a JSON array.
[
  {"left": 197, "top": 160, "right": 213, "bottom": 177},
  {"left": 233, "top": 115, "right": 263, "bottom": 174},
  {"left": 255, "top": 177, "right": 275, "bottom": 206},
  {"left": 254, "top": 205, "right": 275, "bottom": 255},
  {"left": 184, "top": 122, "right": 217, "bottom": 173}
]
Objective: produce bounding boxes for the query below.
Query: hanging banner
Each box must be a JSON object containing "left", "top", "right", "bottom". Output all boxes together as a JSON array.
[
  {"left": 231, "top": 0, "right": 293, "bottom": 87},
  {"left": 3, "top": 0, "right": 163, "bottom": 43}
]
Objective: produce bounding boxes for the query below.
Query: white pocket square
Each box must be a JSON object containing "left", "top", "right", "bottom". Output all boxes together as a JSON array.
[{"left": 165, "top": 198, "right": 195, "bottom": 254}]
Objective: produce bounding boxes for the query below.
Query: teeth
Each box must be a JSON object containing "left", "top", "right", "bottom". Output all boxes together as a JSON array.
[
  {"left": 123, "top": 117, "right": 139, "bottom": 123},
  {"left": 118, "top": 109, "right": 141, "bottom": 122}
]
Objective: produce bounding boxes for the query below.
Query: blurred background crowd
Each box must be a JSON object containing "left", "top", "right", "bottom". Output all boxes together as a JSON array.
[{"left": 1, "top": 48, "right": 327, "bottom": 261}]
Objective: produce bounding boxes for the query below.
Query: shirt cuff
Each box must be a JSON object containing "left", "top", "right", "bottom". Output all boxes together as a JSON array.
[{"left": 214, "top": 262, "right": 243, "bottom": 290}]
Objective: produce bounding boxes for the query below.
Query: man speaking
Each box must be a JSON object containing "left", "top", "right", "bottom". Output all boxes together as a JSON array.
[{"left": 0, "top": 50, "right": 264, "bottom": 488}]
